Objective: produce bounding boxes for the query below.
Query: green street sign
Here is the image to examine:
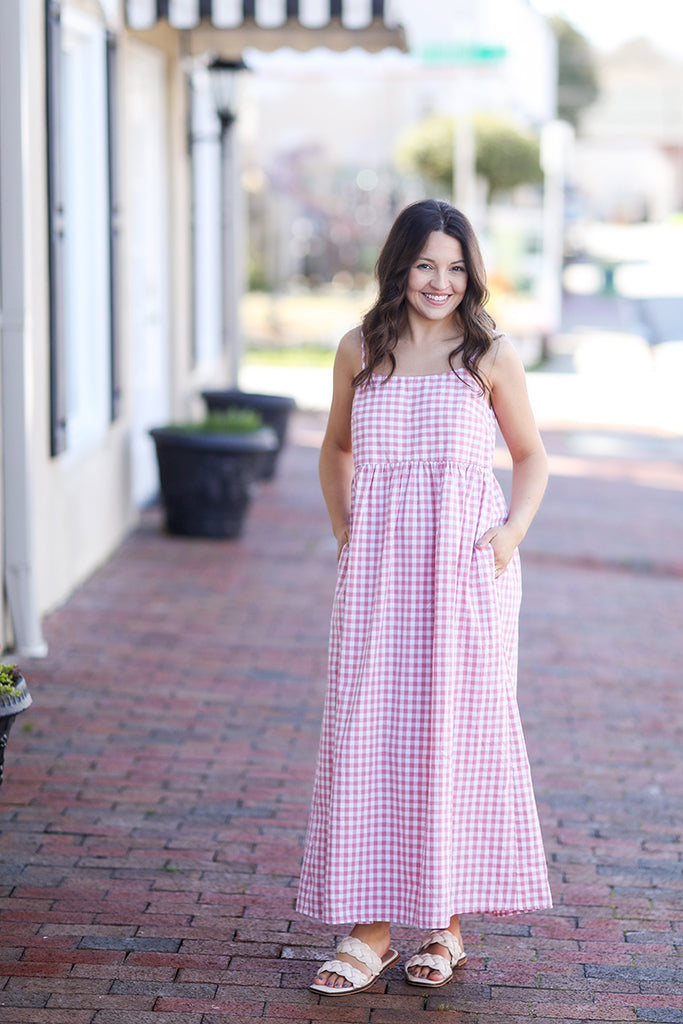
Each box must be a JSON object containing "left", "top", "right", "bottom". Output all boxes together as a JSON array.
[{"left": 420, "top": 42, "right": 507, "bottom": 65}]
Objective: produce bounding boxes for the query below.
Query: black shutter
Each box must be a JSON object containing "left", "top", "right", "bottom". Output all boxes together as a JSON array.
[
  {"left": 45, "top": 0, "right": 67, "bottom": 456},
  {"left": 106, "top": 32, "right": 121, "bottom": 421}
]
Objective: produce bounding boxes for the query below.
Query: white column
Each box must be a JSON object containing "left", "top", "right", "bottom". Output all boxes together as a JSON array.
[
  {"left": 220, "top": 118, "right": 242, "bottom": 388},
  {"left": 0, "top": 0, "right": 48, "bottom": 656}
]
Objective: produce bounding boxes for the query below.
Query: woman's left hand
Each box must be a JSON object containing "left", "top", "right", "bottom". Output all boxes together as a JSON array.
[{"left": 476, "top": 524, "right": 520, "bottom": 578}]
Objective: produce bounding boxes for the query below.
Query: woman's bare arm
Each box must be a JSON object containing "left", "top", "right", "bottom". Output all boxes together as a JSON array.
[
  {"left": 477, "top": 337, "right": 548, "bottom": 576},
  {"left": 318, "top": 328, "right": 361, "bottom": 557}
]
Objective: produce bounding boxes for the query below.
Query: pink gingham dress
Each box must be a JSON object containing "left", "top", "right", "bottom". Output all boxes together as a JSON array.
[{"left": 297, "top": 347, "right": 552, "bottom": 928}]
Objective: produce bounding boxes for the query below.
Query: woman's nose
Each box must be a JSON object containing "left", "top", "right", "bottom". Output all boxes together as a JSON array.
[{"left": 430, "top": 268, "right": 448, "bottom": 290}]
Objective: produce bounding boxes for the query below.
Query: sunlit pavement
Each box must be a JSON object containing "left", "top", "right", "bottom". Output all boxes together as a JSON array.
[{"left": 1, "top": 337, "right": 682, "bottom": 1021}]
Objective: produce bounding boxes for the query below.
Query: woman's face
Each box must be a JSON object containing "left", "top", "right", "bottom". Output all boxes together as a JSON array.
[{"left": 405, "top": 231, "right": 468, "bottom": 325}]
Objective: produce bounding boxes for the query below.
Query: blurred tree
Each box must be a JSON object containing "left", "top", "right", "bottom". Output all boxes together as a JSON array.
[
  {"left": 396, "top": 114, "right": 542, "bottom": 198},
  {"left": 550, "top": 16, "right": 599, "bottom": 128}
]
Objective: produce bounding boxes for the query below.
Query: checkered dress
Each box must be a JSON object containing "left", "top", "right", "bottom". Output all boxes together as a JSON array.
[{"left": 297, "top": 363, "right": 552, "bottom": 928}]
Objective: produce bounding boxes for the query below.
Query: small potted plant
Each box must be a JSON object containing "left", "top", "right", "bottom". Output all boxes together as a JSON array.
[
  {"left": 149, "top": 408, "right": 277, "bottom": 538},
  {"left": 201, "top": 389, "right": 296, "bottom": 479},
  {"left": 0, "top": 663, "right": 33, "bottom": 788}
]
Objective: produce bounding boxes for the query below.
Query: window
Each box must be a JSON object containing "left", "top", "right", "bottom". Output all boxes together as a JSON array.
[{"left": 46, "top": 1, "right": 119, "bottom": 456}]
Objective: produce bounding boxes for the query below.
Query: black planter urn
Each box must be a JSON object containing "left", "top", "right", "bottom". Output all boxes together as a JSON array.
[
  {"left": 0, "top": 673, "right": 32, "bottom": 789},
  {"left": 201, "top": 390, "right": 296, "bottom": 479},
  {"left": 149, "top": 425, "right": 277, "bottom": 538}
]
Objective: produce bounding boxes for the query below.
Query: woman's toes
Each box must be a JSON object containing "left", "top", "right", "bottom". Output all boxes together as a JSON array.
[{"left": 408, "top": 963, "right": 443, "bottom": 982}]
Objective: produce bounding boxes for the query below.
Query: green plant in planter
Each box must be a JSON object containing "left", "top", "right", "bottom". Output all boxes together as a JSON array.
[
  {"left": 0, "top": 662, "right": 33, "bottom": 788},
  {"left": 172, "top": 408, "right": 265, "bottom": 435},
  {"left": 0, "top": 663, "right": 21, "bottom": 700},
  {"left": 149, "top": 407, "right": 278, "bottom": 538},
  {"left": 201, "top": 389, "right": 297, "bottom": 479}
]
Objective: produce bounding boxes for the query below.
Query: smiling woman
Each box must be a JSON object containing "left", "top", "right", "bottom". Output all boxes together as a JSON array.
[{"left": 297, "top": 199, "right": 551, "bottom": 995}]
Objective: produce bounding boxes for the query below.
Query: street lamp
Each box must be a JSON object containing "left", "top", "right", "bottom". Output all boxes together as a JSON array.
[
  {"left": 208, "top": 57, "right": 247, "bottom": 128},
  {"left": 207, "top": 57, "right": 247, "bottom": 386}
]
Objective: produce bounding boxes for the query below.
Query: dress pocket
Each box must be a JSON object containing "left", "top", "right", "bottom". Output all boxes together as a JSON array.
[{"left": 337, "top": 541, "right": 350, "bottom": 571}]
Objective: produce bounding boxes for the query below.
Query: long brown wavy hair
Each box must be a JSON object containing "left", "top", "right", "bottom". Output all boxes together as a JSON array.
[{"left": 354, "top": 199, "right": 497, "bottom": 395}]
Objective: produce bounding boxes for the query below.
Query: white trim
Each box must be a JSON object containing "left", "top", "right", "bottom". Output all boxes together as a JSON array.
[{"left": 0, "top": 0, "right": 48, "bottom": 656}]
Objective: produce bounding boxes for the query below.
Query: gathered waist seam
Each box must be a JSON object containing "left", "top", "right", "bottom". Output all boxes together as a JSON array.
[{"left": 355, "top": 458, "right": 490, "bottom": 471}]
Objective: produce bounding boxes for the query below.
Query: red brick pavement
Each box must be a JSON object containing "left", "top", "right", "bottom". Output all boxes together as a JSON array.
[{"left": 1, "top": 411, "right": 682, "bottom": 1024}]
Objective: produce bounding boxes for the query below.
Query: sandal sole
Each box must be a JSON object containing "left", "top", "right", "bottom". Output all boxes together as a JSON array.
[
  {"left": 404, "top": 954, "right": 467, "bottom": 988},
  {"left": 310, "top": 949, "right": 400, "bottom": 996}
]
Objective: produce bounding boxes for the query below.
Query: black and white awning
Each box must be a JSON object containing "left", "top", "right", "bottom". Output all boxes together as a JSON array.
[{"left": 126, "top": 1, "right": 405, "bottom": 52}]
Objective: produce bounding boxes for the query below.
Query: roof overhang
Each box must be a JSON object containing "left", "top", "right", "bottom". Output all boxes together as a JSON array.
[{"left": 125, "top": 2, "right": 407, "bottom": 56}]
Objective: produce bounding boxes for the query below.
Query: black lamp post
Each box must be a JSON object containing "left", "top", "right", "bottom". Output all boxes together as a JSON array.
[
  {"left": 207, "top": 57, "right": 247, "bottom": 385},
  {"left": 208, "top": 57, "right": 247, "bottom": 127}
]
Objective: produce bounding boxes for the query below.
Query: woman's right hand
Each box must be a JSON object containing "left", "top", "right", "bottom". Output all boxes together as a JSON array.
[{"left": 335, "top": 526, "right": 349, "bottom": 561}]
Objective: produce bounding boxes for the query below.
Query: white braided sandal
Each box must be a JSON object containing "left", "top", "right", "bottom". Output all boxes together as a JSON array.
[
  {"left": 404, "top": 929, "right": 467, "bottom": 988},
  {"left": 309, "top": 935, "right": 400, "bottom": 996}
]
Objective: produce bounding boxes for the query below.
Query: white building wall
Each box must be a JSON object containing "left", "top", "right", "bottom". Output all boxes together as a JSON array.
[
  {"left": 0, "top": 0, "right": 195, "bottom": 631},
  {"left": 31, "top": 0, "right": 136, "bottom": 616}
]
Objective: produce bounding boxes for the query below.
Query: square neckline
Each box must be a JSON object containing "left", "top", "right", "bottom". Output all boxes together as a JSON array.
[{"left": 369, "top": 369, "right": 469, "bottom": 381}]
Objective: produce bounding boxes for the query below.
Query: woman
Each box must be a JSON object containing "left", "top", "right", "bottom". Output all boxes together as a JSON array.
[{"left": 297, "top": 200, "right": 552, "bottom": 995}]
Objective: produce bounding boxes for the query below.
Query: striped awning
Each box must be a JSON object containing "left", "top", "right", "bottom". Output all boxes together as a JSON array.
[{"left": 126, "top": 1, "right": 406, "bottom": 52}]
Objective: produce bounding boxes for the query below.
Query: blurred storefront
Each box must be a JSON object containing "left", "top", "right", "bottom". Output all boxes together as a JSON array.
[{"left": 575, "top": 39, "right": 683, "bottom": 222}]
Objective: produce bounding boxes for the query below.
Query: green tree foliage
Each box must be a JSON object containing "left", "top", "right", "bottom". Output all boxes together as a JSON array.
[
  {"left": 396, "top": 114, "right": 542, "bottom": 198},
  {"left": 550, "top": 16, "right": 599, "bottom": 128}
]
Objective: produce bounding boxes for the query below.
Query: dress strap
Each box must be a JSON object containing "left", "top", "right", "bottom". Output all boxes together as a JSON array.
[{"left": 360, "top": 328, "right": 366, "bottom": 370}]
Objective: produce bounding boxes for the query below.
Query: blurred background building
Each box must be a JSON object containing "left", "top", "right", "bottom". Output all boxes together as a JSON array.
[{"left": 0, "top": 0, "right": 681, "bottom": 655}]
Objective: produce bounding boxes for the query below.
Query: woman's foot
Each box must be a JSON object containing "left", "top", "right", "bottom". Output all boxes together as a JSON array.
[
  {"left": 406, "top": 917, "right": 465, "bottom": 985},
  {"left": 312, "top": 922, "right": 392, "bottom": 991}
]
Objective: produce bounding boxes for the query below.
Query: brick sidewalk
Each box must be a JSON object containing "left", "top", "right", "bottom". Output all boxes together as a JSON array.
[{"left": 1, "top": 411, "right": 682, "bottom": 1024}]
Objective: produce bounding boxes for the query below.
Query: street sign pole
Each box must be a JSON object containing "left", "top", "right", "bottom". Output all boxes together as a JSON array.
[{"left": 420, "top": 43, "right": 507, "bottom": 222}]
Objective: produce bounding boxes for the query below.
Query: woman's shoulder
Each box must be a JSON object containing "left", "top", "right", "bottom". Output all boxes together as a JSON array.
[
  {"left": 481, "top": 333, "right": 524, "bottom": 372},
  {"left": 480, "top": 333, "right": 527, "bottom": 390},
  {"left": 335, "top": 325, "right": 364, "bottom": 375},
  {"left": 339, "top": 324, "right": 363, "bottom": 350}
]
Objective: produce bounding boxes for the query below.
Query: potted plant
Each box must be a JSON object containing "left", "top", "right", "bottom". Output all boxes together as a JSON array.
[
  {"left": 201, "top": 389, "right": 296, "bottom": 480},
  {"left": 149, "top": 408, "right": 277, "bottom": 538},
  {"left": 0, "top": 663, "right": 32, "bottom": 788}
]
